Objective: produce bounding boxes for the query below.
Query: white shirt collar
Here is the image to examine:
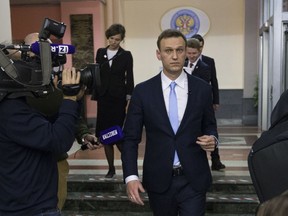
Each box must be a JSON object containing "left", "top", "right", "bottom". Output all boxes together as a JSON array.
[{"left": 161, "top": 70, "right": 186, "bottom": 91}]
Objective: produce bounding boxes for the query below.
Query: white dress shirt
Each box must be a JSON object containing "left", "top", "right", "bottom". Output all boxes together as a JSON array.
[
  {"left": 184, "top": 58, "right": 200, "bottom": 75},
  {"left": 161, "top": 70, "right": 188, "bottom": 126}
]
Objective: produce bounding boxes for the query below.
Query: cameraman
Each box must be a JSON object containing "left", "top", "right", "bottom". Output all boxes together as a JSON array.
[
  {"left": 0, "top": 65, "right": 81, "bottom": 215},
  {"left": 23, "top": 32, "right": 100, "bottom": 211}
]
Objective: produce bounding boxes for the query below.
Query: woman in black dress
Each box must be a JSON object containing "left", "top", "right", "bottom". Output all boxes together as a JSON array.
[{"left": 92, "top": 24, "right": 134, "bottom": 178}]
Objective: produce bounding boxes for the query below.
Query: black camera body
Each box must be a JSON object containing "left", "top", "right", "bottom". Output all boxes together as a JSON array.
[
  {"left": 0, "top": 18, "right": 99, "bottom": 102},
  {"left": 0, "top": 59, "right": 51, "bottom": 100},
  {"left": 52, "top": 63, "right": 100, "bottom": 92}
]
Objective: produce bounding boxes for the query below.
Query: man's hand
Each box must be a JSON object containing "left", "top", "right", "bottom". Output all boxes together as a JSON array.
[
  {"left": 61, "top": 67, "right": 81, "bottom": 101},
  {"left": 82, "top": 134, "right": 103, "bottom": 150},
  {"left": 213, "top": 104, "right": 220, "bottom": 111},
  {"left": 196, "top": 135, "right": 216, "bottom": 152},
  {"left": 62, "top": 67, "right": 80, "bottom": 85},
  {"left": 126, "top": 180, "right": 145, "bottom": 205}
]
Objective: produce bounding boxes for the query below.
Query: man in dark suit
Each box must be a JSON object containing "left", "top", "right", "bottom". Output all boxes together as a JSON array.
[
  {"left": 190, "top": 34, "right": 225, "bottom": 171},
  {"left": 191, "top": 34, "right": 220, "bottom": 111},
  {"left": 184, "top": 38, "right": 211, "bottom": 83},
  {"left": 121, "top": 29, "right": 218, "bottom": 216}
]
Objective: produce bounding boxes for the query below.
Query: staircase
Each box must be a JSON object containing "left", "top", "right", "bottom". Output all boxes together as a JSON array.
[{"left": 61, "top": 174, "right": 259, "bottom": 216}]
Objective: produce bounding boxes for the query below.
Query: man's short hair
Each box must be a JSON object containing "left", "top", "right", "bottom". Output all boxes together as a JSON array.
[
  {"left": 157, "top": 29, "right": 187, "bottom": 50},
  {"left": 187, "top": 38, "right": 201, "bottom": 50},
  {"left": 191, "top": 34, "right": 204, "bottom": 44}
]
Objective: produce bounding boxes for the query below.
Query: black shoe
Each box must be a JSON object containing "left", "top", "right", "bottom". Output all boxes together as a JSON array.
[
  {"left": 105, "top": 169, "right": 115, "bottom": 178},
  {"left": 211, "top": 159, "right": 226, "bottom": 171}
]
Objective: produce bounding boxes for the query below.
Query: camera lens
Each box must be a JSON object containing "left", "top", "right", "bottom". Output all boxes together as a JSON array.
[
  {"left": 80, "top": 67, "right": 93, "bottom": 89},
  {"left": 79, "top": 63, "right": 100, "bottom": 90}
]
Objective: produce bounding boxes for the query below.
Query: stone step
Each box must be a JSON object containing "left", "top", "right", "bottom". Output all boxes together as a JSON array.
[
  {"left": 67, "top": 175, "right": 256, "bottom": 194},
  {"left": 61, "top": 212, "right": 153, "bottom": 216},
  {"left": 62, "top": 191, "right": 258, "bottom": 214},
  {"left": 211, "top": 175, "right": 255, "bottom": 194},
  {"left": 61, "top": 211, "right": 255, "bottom": 216},
  {"left": 64, "top": 174, "right": 259, "bottom": 214}
]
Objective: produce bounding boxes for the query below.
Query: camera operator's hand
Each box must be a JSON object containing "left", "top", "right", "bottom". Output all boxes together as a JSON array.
[
  {"left": 82, "top": 134, "right": 103, "bottom": 150},
  {"left": 62, "top": 67, "right": 81, "bottom": 101}
]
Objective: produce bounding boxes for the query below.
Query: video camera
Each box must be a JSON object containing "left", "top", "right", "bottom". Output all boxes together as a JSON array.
[{"left": 0, "top": 18, "right": 100, "bottom": 102}]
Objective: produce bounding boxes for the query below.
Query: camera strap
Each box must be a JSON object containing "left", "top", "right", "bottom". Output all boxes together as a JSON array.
[
  {"left": 0, "top": 49, "right": 18, "bottom": 79},
  {"left": 38, "top": 41, "right": 52, "bottom": 85},
  {"left": 62, "top": 84, "right": 81, "bottom": 96}
]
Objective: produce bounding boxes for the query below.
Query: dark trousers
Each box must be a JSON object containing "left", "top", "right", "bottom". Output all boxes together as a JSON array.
[
  {"left": 0, "top": 209, "right": 60, "bottom": 216},
  {"left": 147, "top": 175, "right": 206, "bottom": 216},
  {"left": 33, "top": 209, "right": 60, "bottom": 216},
  {"left": 211, "top": 146, "right": 219, "bottom": 159}
]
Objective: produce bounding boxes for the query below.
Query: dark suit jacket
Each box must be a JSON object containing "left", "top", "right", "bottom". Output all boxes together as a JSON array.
[
  {"left": 270, "top": 89, "right": 288, "bottom": 128},
  {"left": 185, "top": 59, "right": 211, "bottom": 83},
  {"left": 92, "top": 46, "right": 134, "bottom": 100},
  {"left": 201, "top": 55, "right": 220, "bottom": 105},
  {"left": 121, "top": 73, "right": 217, "bottom": 193}
]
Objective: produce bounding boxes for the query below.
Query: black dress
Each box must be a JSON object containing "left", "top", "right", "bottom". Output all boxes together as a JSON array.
[{"left": 93, "top": 46, "right": 134, "bottom": 138}]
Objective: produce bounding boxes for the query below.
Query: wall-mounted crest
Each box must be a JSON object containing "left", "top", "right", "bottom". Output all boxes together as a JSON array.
[{"left": 161, "top": 7, "right": 210, "bottom": 38}]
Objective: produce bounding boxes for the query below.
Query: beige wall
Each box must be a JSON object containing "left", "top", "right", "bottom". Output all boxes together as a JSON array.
[
  {"left": 122, "top": 0, "right": 244, "bottom": 89},
  {"left": 10, "top": 0, "right": 245, "bottom": 90},
  {"left": 0, "top": 0, "right": 12, "bottom": 43},
  {"left": 8, "top": 0, "right": 246, "bottom": 119}
]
